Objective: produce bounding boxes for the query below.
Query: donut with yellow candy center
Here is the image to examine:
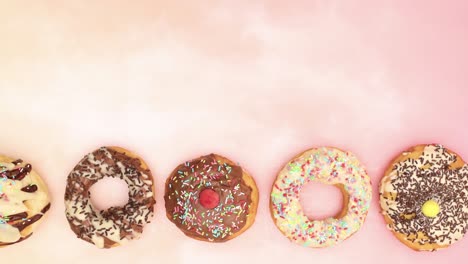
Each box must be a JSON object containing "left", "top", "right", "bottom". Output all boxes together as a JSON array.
[
  {"left": 421, "top": 200, "right": 440, "bottom": 218},
  {"left": 270, "top": 147, "right": 372, "bottom": 248},
  {"left": 379, "top": 144, "right": 468, "bottom": 251}
]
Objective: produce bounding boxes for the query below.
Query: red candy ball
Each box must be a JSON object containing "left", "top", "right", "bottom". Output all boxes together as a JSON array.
[{"left": 199, "top": 188, "right": 220, "bottom": 209}]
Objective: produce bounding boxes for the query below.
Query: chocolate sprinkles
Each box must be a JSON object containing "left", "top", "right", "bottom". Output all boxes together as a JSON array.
[
  {"left": 64, "top": 147, "right": 155, "bottom": 248},
  {"left": 381, "top": 145, "right": 468, "bottom": 249}
]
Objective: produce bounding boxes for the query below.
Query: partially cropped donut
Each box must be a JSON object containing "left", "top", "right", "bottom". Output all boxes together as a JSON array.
[
  {"left": 0, "top": 155, "right": 50, "bottom": 246},
  {"left": 270, "top": 147, "right": 372, "bottom": 247},
  {"left": 165, "top": 154, "right": 259, "bottom": 242},
  {"left": 65, "top": 146, "right": 155, "bottom": 248},
  {"left": 380, "top": 144, "right": 468, "bottom": 251}
]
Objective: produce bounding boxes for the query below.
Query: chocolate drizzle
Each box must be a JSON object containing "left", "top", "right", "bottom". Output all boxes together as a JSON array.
[
  {"left": 380, "top": 145, "right": 468, "bottom": 248},
  {"left": 1, "top": 164, "right": 32, "bottom": 181},
  {"left": 4, "top": 205, "right": 50, "bottom": 230},
  {"left": 64, "top": 147, "right": 155, "bottom": 249},
  {"left": 21, "top": 184, "right": 38, "bottom": 193},
  {"left": 0, "top": 157, "right": 50, "bottom": 246},
  {"left": 164, "top": 154, "right": 253, "bottom": 242},
  {"left": 14, "top": 215, "right": 41, "bottom": 231},
  {"left": 41, "top": 203, "right": 51, "bottom": 214},
  {"left": 11, "top": 159, "right": 23, "bottom": 165},
  {"left": 6, "top": 212, "right": 28, "bottom": 222}
]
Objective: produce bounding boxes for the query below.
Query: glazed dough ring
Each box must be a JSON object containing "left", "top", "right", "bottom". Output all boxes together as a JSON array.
[
  {"left": 0, "top": 154, "right": 50, "bottom": 246},
  {"left": 65, "top": 146, "right": 155, "bottom": 248},
  {"left": 164, "top": 154, "right": 258, "bottom": 242},
  {"left": 270, "top": 147, "right": 372, "bottom": 247},
  {"left": 380, "top": 144, "right": 468, "bottom": 251}
]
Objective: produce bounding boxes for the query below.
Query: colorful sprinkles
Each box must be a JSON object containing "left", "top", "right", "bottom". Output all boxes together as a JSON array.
[
  {"left": 165, "top": 154, "right": 253, "bottom": 242},
  {"left": 270, "top": 147, "right": 372, "bottom": 248}
]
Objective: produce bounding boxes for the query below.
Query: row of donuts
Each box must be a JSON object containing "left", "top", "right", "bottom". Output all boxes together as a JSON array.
[{"left": 0, "top": 144, "right": 466, "bottom": 251}]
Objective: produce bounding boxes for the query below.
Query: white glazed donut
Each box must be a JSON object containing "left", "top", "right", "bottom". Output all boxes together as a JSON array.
[
  {"left": 65, "top": 146, "right": 155, "bottom": 248},
  {"left": 270, "top": 147, "right": 372, "bottom": 247},
  {"left": 0, "top": 155, "right": 50, "bottom": 246}
]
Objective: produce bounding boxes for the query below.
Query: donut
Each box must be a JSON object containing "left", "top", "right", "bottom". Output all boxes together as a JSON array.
[
  {"left": 65, "top": 146, "right": 155, "bottom": 248},
  {"left": 164, "top": 154, "right": 258, "bottom": 242},
  {"left": 379, "top": 144, "right": 468, "bottom": 251},
  {"left": 270, "top": 147, "right": 372, "bottom": 247},
  {"left": 0, "top": 155, "right": 50, "bottom": 246}
]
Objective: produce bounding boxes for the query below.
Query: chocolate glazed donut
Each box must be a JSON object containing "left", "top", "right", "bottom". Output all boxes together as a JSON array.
[
  {"left": 0, "top": 156, "right": 51, "bottom": 246},
  {"left": 65, "top": 147, "right": 155, "bottom": 248},
  {"left": 165, "top": 154, "right": 259, "bottom": 242}
]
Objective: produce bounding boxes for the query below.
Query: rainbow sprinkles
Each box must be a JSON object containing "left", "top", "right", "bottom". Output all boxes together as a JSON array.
[
  {"left": 270, "top": 147, "right": 372, "bottom": 247},
  {"left": 165, "top": 154, "right": 255, "bottom": 242}
]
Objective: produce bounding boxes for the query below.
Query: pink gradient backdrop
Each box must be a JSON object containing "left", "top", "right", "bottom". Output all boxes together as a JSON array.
[{"left": 1, "top": 1, "right": 468, "bottom": 263}]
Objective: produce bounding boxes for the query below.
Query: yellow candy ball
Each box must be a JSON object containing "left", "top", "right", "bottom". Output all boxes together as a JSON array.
[{"left": 422, "top": 200, "right": 440, "bottom": 218}]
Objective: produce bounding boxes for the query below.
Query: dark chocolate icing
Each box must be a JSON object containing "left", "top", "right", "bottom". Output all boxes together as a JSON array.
[{"left": 165, "top": 154, "right": 253, "bottom": 242}]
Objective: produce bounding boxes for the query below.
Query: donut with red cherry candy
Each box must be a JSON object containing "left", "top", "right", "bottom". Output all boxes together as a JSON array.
[{"left": 164, "top": 154, "right": 258, "bottom": 242}]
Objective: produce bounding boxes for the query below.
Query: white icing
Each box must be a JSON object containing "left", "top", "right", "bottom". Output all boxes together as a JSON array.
[
  {"left": 0, "top": 224, "right": 22, "bottom": 243},
  {"left": 380, "top": 144, "right": 468, "bottom": 248},
  {"left": 65, "top": 147, "right": 154, "bottom": 248},
  {"left": 0, "top": 157, "right": 50, "bottom": 244},
  {"left": 91, "top": 235, "right": 104, "bottom": 249}
]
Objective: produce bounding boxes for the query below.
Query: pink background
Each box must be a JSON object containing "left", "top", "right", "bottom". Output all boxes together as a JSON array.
[{"left": 1, "top": 1, "right": 468, "bottom": 263}]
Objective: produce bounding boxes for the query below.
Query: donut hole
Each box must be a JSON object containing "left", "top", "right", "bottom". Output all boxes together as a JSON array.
[
  {"left": 299, "top": 181, "right": 346, "bottom": 220},
  {"left": 89, "top": 177, "right": 129, "bottom": 211}
]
